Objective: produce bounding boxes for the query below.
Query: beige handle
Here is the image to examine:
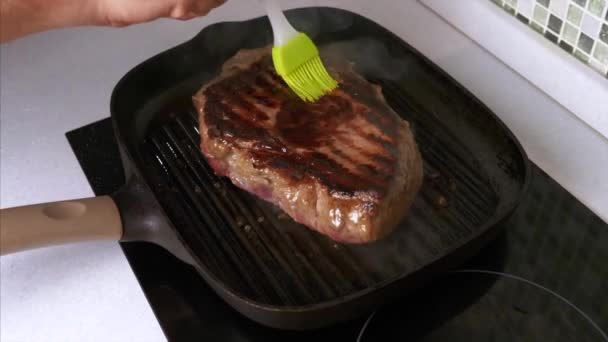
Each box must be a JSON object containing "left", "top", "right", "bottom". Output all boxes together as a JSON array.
[{"left": 0, "top": 196, "right": 123, "bottom": 255}]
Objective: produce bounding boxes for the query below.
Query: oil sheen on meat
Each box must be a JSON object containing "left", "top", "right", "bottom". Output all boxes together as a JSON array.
[{"left": 193, "top": 47, "right": 423, "bottom": 244}]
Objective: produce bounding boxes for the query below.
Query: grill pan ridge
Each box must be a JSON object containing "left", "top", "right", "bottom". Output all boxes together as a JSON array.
[
  {"left": 142, "top": 84, "right": 501, "bottom": 307},
  {"left": 108, "top": 7, "right": 530, "bottom": 329}
]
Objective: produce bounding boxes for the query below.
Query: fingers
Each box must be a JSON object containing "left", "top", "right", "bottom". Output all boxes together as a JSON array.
[{"left": 169, "top": 0, "right": 227, "bottom": 20}]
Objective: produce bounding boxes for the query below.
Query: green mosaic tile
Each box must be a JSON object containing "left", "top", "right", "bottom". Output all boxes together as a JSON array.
[
  {"left": 578, "top": 32, "right": 595, "bottom": 52},
  {"left": 545, "top": 30, "right": 560, "bottom": 42},
  {"left": 563, "top": 22, "right": 580, "bottom": 44},
  {"left": 567, "top": 4, "right": 584, "bottom": 24},
  {"left": 588, "top": 57, "right": 607, "bottom": 72},
  {"left": 531, "top": 21, "right": 545, "bottom": 33},
  {"left": 534, "top": 4, "right": 550, "bottom": 23},
  {"left": 504, "top": 4, "right": 517, "bottom": 15},
  {"left": 489, "top": 0, "right": 608, "bottom": 77},
  {"left": 573, "top": 0, "right": 587, "bottom": 7},
  {"left": 575, "top": 49, "right": 590, "bottom": 62},
  {"left": 587, "top": 0, "right": 606, "bottom": 17},
  {"left": 517, "top": 13, "right": 531, "bottom": 24},
  {"left": 593, "top": 41, "right": 608, "bottom": 63},
  {"left": 560, "top": 40, "right": 575, "bottom": 53},
  {"left": 538, "top": 0, "right": 551, "bottom": 7},
  {"left": 600, "top": 23, "right": 608, "bottom": 44},
  {"left": 548, "top": 14, "right": 564, "bottom": 33},
  {"left": 581, "top": 12, "right": 602, "bottom": 38}
]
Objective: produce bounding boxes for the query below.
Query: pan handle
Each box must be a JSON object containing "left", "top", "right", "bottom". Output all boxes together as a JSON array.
[{"left": 0, "top": 196, "right": 123, "bottom": 255}]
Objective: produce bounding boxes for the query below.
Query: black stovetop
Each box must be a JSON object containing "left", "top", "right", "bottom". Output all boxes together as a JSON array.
[{"left": 66, "top": 118, "right": 607, "bottom": 342}]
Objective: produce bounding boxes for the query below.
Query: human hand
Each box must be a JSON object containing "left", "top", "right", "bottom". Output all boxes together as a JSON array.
[
  {"left": 95, "top": 0, "right": 228, "bottom": 27},
  {"left": 1, "top": 0, "right": 228, "bottom": 43}
]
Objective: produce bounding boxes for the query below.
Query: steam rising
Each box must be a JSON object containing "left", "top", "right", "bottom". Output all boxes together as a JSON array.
[
  {"left": 195, "top": 8, "right": 407, "bottom": 83},
  {"left": 320, "top": 37, "right": 408, "bottom": 81}
]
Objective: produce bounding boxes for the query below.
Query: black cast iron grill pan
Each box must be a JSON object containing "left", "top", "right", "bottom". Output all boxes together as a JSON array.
[{"left": 0, "top": 7, "right": 531, "bottom": 330}]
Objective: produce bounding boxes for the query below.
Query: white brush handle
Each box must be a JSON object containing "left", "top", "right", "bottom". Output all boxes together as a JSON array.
[{"left": 261, "top": 0, "right": 298, "bottom": 46}]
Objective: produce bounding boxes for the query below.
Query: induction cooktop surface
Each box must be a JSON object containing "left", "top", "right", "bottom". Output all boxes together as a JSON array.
[{"left": 66, "top": 118, "right": 607, "bottom": 341}]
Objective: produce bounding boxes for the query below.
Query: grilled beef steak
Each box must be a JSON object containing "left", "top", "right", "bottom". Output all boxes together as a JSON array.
[{"left": 193, "top": 47, "right": 423, "bottom": 243}]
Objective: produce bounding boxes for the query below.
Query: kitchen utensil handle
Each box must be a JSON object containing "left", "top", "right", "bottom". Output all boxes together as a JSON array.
[
  {"left": 261, "top": 0, "right": 298, "bottom": 46},
  {"left": 0, "top": 196, "right": 123, "bottom": 255}
]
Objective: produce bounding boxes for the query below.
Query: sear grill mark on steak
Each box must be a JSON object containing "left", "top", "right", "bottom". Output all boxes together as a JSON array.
[
  {"left": 194, "top": 47, "right": 423, "bottom": 243},
  {"left": 275, "top": 95, "right": 354, "bottom": 147},
  {"left": 202, "top": 56, "right": 399, "bottom": 197}
]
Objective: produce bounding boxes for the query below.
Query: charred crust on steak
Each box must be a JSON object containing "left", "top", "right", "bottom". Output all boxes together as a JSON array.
[
  {"left": 201, "top": 55, "right": 404, "bottom": 200},
  {"left": 194, "top": 47, "right": 423, "bottom": 243}
]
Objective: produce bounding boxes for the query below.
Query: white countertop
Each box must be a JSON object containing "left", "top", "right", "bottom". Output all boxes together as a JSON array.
[{"left": 1, "top": 1, "right": 606, "bottom": 341}]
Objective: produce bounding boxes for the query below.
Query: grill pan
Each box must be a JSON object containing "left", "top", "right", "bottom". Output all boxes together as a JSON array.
[{"left": 0, "top": 7, "right": 531, "bottom": 330}]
